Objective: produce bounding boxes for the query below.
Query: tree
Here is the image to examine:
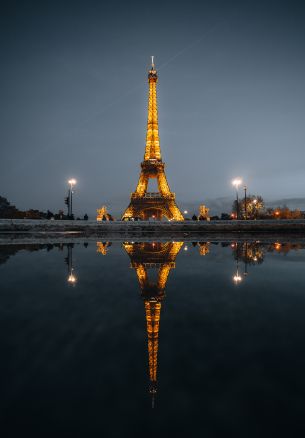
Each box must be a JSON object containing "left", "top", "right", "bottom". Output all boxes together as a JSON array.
[
  {"left": 232, "top": 195, "right": 265, "bottom": 219},
  {"left": 273, "top": 207, "right": 303, "bottom": 219},
  {"left": 192, "top": 214, "right": 198, "bottom": 221},
  {"left": 84, "top": 214, "right": 88, "bottom": 220}
]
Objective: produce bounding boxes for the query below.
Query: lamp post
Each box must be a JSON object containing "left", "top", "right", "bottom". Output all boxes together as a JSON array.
[
  {"left": 244, "top": 186, "right": 247, "bottom": 220},
  {"left": 253, "top": 199, "right": 258, "bottom": 219},
  {"left": 232, "top": 179, "right": 242, "bottom": 219},
  {"left": 68, "top": 179, "right": 77, "bottom": 219}
]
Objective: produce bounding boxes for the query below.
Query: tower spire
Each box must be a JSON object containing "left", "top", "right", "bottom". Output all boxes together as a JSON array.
[
  {"left": 145, "top": 299, "right": 161, "bottom": 406},
  {"left": 145, "top": 57, "right": 161, "bottom": 161}
]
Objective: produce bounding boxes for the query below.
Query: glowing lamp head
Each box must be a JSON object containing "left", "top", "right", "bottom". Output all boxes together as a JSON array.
[
  {"left": 68, "top": 178, "right": 77, "bottom": 186},
  {"left": 232, "top": 178, "right": 242, "bottom": 188},
  {"left": 184, "top": 210, "right": 188, "bottom": 214}
]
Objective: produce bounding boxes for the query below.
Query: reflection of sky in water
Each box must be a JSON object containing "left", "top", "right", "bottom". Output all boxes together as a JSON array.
[{"left": 1, "top": 241, "right": 305, "bottom": 436}]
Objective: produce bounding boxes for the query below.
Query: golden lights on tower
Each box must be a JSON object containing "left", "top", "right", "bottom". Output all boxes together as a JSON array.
[
  {"left": 122, "top": 59, "right": 184, "bottom": 221},
  {"left": 123, "top": 241, "right": 183, "bottom": 406}
]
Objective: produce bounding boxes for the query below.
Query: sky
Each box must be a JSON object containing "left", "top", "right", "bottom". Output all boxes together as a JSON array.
[{"left": 1, "top": 0, "right": 305, "bottom": 217}]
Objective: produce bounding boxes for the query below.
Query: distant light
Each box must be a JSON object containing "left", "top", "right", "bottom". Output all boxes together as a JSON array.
[
  {"left": 253, "top": 199, "right": 258, "bottom": 204},
  {"left": 67, "top": 273, "right": 77, "bottom": 284},
  {"left": 184, "top": 210, "right": 188, "bottom": 214},
  {"left": 232, "top": 178, "right": 242, "bottom": 188},
  {"left": 68, "top": 178, "right": 77, "bottom": 186},
  {"left": 184, "top": 246, "right": 188, "bottom": 251},
  {"left": 233, "top": 274, "right": 242, "bottom": 284}
]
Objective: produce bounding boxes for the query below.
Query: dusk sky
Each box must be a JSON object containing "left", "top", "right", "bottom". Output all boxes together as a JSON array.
[{"left": 1, "top": 0, "right": 305, "bottom": 216}]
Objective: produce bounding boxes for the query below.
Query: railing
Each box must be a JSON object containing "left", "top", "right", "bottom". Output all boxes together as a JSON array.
[
  {"left": 144, "top": 192, "right": 162, "bottom": 198},
  {"left": 131, "top": 192, "right": 175, "bottom": 199}
]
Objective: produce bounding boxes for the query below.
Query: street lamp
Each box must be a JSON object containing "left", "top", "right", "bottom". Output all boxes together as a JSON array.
[
  {"left": 184, "top": 210, "right": 188, "bottom": 215},
  {"left": 67, "top": 179, "right": 77, "bottom": 219},
  {"left": 232, "top": 179, "right": 242, "bottom": 219},
  {"left": 253, "top": 199, "right": 258, "bottom": 219}
]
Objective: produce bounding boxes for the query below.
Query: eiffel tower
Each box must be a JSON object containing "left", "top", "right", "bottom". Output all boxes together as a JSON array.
[
  {"left": 123, "top": 241, "right": 183, "bottom": 406},
  {"left": 122, "top": 58, "right": 184, "bottom": 221}
]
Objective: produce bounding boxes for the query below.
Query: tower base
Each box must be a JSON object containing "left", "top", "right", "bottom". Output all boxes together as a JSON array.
[{"left": 122, "top": 193, "right": 184, "bottom": 221}]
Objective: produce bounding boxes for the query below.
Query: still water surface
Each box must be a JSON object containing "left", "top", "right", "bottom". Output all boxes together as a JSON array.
[{"left": 1, "top": 240, "right": 305, "bottom": 437}]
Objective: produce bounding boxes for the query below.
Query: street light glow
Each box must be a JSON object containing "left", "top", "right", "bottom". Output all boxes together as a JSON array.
[
  {"left": 184, "top": 210, "right": 188, "bottom": 214},
  {"left": 68, "top": 178, "right": 77, "bottom": 186},
  {"left": 233, "top": 274, "right": 242, "bottom": 284},
  {"left": 67, "top": 273, "right": 77, "bottom": 284},
  {"left": 232, "top": 178, "right": 242, "bottom": 188}
]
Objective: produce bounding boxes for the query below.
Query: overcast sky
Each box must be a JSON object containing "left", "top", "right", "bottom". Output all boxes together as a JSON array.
[{"left": 1, "top": 0, "right": 305, "bottom": 216}]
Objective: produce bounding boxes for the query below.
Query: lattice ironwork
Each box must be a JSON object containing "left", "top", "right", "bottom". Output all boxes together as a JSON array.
[{"left": 122, "top": 61, "right": 184, "bottom": 221}]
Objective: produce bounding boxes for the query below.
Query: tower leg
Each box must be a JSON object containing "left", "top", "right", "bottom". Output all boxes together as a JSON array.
[{"left": 157, "top": 171, "right": 171, "bottom": 196}]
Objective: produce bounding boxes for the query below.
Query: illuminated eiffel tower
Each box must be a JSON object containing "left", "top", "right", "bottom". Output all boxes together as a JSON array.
[
  {"left": 122, "top": 58, "right": 184, "bottom": 221},
  {"left": 123, "top": 241, "right": 183, "bottom": 406}
]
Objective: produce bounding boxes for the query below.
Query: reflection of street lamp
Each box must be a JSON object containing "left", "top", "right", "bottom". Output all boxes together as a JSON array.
[
  {"left": 233, "top": 262, "right": 242, "bottom": 284},
  {"left": 67, "top": 270, "right": 77, "bottom": 284},
  {"left": 232, "top": 243, "right": 243, "bottom": 284},
  {"left": 67, "top": 179, "right": 77, "bottom": 219},
  {"left": 66, "top": 245, "right": 77, "bottom": 285},
  {"left": 233, "top": 273, "right": 242, "bottom": 284},
  {"left": 232, "top": 179, "right": 242, "bottom": 219}
]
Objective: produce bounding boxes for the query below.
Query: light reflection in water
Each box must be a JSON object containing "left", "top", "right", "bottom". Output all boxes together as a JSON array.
[
  {"left": 2, "top": 239, "right": 305, "bottom": 414},
  {"left": 65, "top": 244, "right": 77, "bottom": 285},
  {"left": 123, "top": 241, "right": 183, "bottom": 407}
]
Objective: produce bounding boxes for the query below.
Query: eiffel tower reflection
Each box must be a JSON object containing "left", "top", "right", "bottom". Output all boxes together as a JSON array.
[{"left": 123, "top": 241, "right": 183, "bottom": 407}]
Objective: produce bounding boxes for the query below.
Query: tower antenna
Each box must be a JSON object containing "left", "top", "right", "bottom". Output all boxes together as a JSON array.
[{"left": 151, "top": 55, "right": 154, "bottom": 68}]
